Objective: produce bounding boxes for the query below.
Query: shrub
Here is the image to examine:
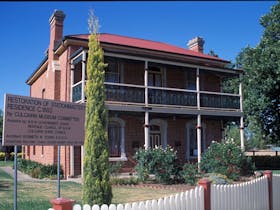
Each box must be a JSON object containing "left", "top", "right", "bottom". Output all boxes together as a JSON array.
[
  {"left": 17, "top": 159, "right": 63, "bottom": 179},
  {"left": 180, "top": 163, "right": 200, "bottom": 185},
  {"left": 109, "top": 161, "right": 123, "bottom": 176},
  {"left": 110, "top": 177, "right": 139, "bottom": 185},
  {"left": 0, "top": 152, "right": 5, "bottom": 161},
  {"left": 252, "top": 156, "right": 280, "bottom": 170},
  {"left": 134, "top": 146, "right": 177, "bottom": 184},
  {"left": 9, "top": 152, "right": 23, "bottom": 160},
  {"left": 200, "top": 140, "right": 254, "bottom": 180},
  {"left": 204, "top": 173, "right": 231, "bottom": 185}
]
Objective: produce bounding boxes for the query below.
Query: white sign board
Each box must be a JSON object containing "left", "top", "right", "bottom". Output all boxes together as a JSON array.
[{"left": 3, "top": 94, "right": 85, "bottom": 146}]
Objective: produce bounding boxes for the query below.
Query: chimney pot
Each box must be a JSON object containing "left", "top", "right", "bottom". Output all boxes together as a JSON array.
[
  {"left": 188, "top": 36, "right": 205, "bottom": 53},
  {"left": 49, "top": 10, "right": 65, "bottom": 24}
]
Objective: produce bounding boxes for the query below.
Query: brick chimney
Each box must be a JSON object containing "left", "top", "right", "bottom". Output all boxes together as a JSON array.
[
  {"left": 48, "top": 10, "right": 65, "bottom": 59},
  {"left": 187, "top": 37, "right": 204, "bottom": 53}
]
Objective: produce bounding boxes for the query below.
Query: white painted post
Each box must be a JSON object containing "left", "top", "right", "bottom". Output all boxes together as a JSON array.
[
  {"left": 70, "top": 146, "right": 74, "bottom": 177},
  {"left": 70, "top": 63, "right": 75, "bottom": 102},
  {"left": 197, "top": 114, "right": 202, "bottom": 165},
  {"left": 239, "top": 74, "right": 245, "bottom": 151},
  {"left": 144, "top": 60, "right": 149, "bottom": 150},
  {"left": 81, "top": 145, "right": 84, "bottom": 177},
  {"left": 81, "top": 51, "right": 87, "bottom": 103},
  {"left": 196, "top": 68, "right": 202, "bottom": 165}
]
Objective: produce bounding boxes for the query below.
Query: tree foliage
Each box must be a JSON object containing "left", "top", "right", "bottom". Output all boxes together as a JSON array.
[
  {"left": 237, "top": 2, "right": 280, "bottom": 145},
  {"left": 82, "top": 10, "right": 112, "bottom": 205}
]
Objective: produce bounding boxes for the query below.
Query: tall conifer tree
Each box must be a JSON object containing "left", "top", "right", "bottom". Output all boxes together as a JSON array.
[{"left": 82, "top": 10, "right": 112, "bottom": 205}]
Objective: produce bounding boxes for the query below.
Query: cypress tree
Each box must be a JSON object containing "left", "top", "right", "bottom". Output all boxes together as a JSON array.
[{"left": 82, "top": 10, "right": 112, "bottom": 205}]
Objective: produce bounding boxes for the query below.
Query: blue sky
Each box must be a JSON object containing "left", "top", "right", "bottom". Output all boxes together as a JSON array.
[{"left": 0, "top": 1, "right": 277, "bottom": 110}]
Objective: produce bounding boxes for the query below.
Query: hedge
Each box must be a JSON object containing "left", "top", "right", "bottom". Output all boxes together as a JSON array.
[{"left": 251, "top": 156, "right": 280, "bottom": 170}]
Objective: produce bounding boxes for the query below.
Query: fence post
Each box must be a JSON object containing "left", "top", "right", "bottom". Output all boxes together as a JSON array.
[
  {"left": 50, "top": 198, "right": 75, "bottom": 210},
  {"left": 264, "top": 170, "right": 273, "bottom": 210},
  {"left": 198, "top": 179, "right": 211, "bottom": 210}
]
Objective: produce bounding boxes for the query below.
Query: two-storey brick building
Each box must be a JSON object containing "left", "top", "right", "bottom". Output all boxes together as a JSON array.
[{"left": 25, "top": 10, "right": 244, "bottom": 178}]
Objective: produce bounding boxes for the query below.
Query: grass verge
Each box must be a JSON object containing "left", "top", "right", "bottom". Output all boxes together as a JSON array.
[{"left": 0, "top": 168, "right": 182, "bottom": 210}]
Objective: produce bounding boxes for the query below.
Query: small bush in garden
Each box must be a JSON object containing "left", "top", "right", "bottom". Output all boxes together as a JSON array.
[
  {"left": 110, "top": 177, "right": 139, "bottom": 185},
  {"left": 0, "top": 152, "right": 5, "bottom": 161},
  {"left": 180, "top": 163, "right": 199, "bottom": 186},
  {"left": 9, "top": 152, "right": 23, "bottom": 160},
  {"left": 134, "top": 146, "right": 177, "bottom": 184},
  {"left": 200, "top": 139, "right": 254, "bottom": 180},
  {"left": 109, "top": 161, "right": 123, "bottom": 176},
  {"left": 18, "top": 159, "right": 63, "bottom": 179},
  {"left": 204, "top": 173, "right": 231, "bottom": 185}
]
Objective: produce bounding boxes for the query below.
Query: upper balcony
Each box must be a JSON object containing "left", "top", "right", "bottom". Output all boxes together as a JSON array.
[
  {"left": 71, "top": 52, "right": 241, "bottom": 114},
  {"left": 72, "top": 81, "right": 240, "bottom": 110}
]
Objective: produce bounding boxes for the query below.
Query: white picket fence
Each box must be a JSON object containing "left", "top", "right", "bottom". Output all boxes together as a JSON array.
[
  {"left": 273, "top": 174, "right": 280, "bottom": 210},
  {"left": 211, "top": 176, "right": 269, "bottom": 210},
  {"left": 48, "top": 186, "right": 204, "bottom": 210},
  {"left": 48, "top": 173, "right": 280, "bottom": 210}
]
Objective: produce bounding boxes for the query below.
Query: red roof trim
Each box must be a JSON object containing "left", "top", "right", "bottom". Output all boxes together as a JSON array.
[{"left": 68, "top": 33, "right": 229, "bottom": 63}]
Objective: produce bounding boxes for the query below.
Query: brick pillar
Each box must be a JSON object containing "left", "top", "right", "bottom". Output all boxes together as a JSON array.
[
  {"left": 264, "top": 170, "right": 273, "bottom": 210},
  {"left": 198, "top": 179, "right": 211, "bottom": 210},
  {"left": 50, "top": 198, "right": 74, "bottom": 210}
]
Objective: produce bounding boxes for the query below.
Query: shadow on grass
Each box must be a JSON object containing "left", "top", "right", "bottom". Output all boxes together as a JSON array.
[{"left": 0, "top": 180, "right": 12, "bottom": 191}]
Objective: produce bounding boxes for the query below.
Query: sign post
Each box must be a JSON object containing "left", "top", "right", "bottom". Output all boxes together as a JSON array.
[
  {"left": 57, "top": 145, "right": 60, "bottom": 198},
  {"left": 14, "top": 145, "right": 17, "bottom": 210},
  {"left": 2, "top": 94, "right": 86, "bottom": 207}
]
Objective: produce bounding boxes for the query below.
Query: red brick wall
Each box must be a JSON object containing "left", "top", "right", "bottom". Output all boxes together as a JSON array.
[
  {"left": 123, "top": 61, "right": 144, "bottom": 85},
  {"left": 166, "top": 67, "right": 185, "bottom": 89},
  {"left": 200, "top": 72, "right": 221, "bottom": 92},
  {"left": 205, "top": 119, "right": 222, "bottom": 147}
]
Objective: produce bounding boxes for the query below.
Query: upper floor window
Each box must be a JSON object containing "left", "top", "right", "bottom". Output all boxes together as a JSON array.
[
  {"left": 148, "top": 66, "right": 162, "bottom": 87},
  {"left": 105, "top": 58, "right": 120, "bottom": 83}
]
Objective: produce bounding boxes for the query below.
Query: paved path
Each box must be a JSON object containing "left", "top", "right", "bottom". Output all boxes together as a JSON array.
[{"left": 0, "top": 166, "right": 35, "bottom": 181}]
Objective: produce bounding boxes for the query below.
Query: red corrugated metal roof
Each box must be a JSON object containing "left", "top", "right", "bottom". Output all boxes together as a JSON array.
[{"left": 68, "top": 33, "right": 229, "bottom": 62}]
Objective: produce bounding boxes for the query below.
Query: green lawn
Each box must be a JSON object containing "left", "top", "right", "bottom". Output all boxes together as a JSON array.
[
  {"left": 0, "top": 167, "right": 182, "bottom": 210},
  {"left": 0, "top": 160, "right": 13, "bottom": 167}
]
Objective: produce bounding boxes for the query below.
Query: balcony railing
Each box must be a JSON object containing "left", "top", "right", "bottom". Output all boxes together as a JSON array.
[
  {"left": 148, "top": 87, "right": 197, "bottom": 107},
  {"left": 105, "top": 83, "right": 145, "bottom": 104},
  {"left": 72, "top": 82, "right": 240, "bottom": 110},
  {"left": 200, "top": 92, "right": 240, "bottom": 109}
]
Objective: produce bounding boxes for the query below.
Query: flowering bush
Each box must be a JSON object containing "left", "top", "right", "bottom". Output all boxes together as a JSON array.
[
  {"left": 200, "top": 139, "right": 254, "bottom": 180},
  {"left": 134, "top": 146, "right": 177, "bottom": 184},
  {"left": 180, "top": 163, "right": 200, "bottom": 185}
]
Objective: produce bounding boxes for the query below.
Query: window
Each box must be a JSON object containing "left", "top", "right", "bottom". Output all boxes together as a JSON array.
[
  {"left": 105, "top": 58, "right": 120, "bottom": 83},
  {"left": 41, "top": 146, "right": 44, "bottom": 155},
  {"left": 108, "top": 121, "right": 121, "bottom": 157},
  {"left": 150, "top": 125, "right": 161, "bottom": 148},
  {"left": 33, "top": 146, "right": 36, "bottom": 155},
  {"left": 42, "top": 89, "right": 45, "bottom": 99},
  {"left": 148, "top": 66, "right": 162, "bottom": 87}
]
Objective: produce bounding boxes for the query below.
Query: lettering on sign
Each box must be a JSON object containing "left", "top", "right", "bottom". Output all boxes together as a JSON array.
[{"left": 3, "top": 94, "right": 85, "bottom": 146}]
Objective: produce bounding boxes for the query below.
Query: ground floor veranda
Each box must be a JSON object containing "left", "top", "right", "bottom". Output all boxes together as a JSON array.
[{"left": 24, "top": 111, "right": 242, "bottom": 178}]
